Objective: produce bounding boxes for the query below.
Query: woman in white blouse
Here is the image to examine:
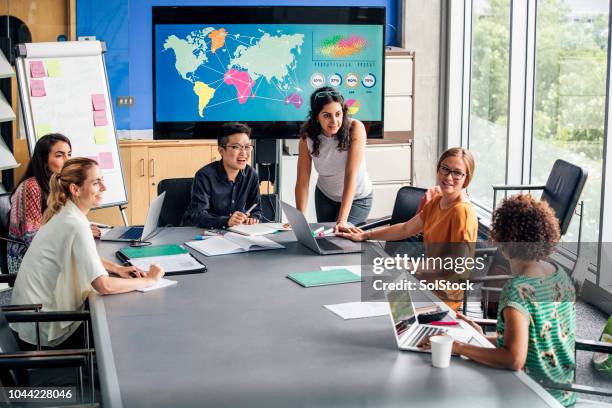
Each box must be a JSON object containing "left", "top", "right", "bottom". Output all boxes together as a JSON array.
[{"left": 11, "top": 157, "right": 165, "bottom": 347}]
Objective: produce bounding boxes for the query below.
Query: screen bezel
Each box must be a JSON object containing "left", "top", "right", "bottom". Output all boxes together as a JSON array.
[{"left": 152, "top": 5, "right": 385, "bottom": 140}]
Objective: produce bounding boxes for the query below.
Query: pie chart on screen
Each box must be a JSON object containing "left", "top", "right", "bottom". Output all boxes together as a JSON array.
[{"left": 346, "top": 99, "right": 360, "bottom": 115}]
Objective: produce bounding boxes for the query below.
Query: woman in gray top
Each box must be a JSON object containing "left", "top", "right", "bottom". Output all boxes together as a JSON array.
[{"left": 295, "top": 87, "right": 373, "bottom": 231}]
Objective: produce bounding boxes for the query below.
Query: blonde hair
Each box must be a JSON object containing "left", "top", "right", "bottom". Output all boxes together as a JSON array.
[
  {"left": 437, "top": 147, "right": 475, "bottom": 188},
  {"left": 42, "top": 157, "right": 98, "bottom": 224}
]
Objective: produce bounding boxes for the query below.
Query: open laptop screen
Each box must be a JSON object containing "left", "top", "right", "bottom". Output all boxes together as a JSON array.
[{"left": 387, "top": 288, "right": 417, "bottom": 338}]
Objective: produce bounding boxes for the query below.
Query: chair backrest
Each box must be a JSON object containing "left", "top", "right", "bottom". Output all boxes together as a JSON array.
[
  {"left": 0, "top": 193, "right": 12, "bottom": 275},
  {"left": 541, "top": 159, "right": 587, "bottom": 236},
  {"left": 157, "top": 178, "right": 194, "bottom": 227},
  {"left": 389, "top": 186, "right": 428, "bottom": 225}
]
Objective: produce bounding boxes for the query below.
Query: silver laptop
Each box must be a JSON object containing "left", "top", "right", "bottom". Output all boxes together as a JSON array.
[
  {"left": 281, "top": 201, "right": 362, "bottom": 255},
  {"left": 101, "top": 192, "right": 166, "bottom": 242},
  {"left": 386, "top": 278, "right": 473, "bottom": 352}
]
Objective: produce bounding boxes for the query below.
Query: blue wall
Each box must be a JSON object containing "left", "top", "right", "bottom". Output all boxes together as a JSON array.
[{"left": 77, "top": 0, "right": 395, "bottom": 130}]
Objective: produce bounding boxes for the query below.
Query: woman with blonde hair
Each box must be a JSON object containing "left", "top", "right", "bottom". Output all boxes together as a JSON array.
[
  {"left": 11, "top": 157, "right": 164, "bottom": 347},
  {"left": 337, "top": 147, "right": 478, "bottom": 310}
]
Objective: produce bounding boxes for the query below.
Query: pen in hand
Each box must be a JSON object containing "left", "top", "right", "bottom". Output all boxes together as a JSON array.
[{"left": 244, "top": 202, "right": 258, "bottom": 216}]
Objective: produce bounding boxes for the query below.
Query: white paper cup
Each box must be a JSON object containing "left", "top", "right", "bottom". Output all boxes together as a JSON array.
[{"left": 430, "top": 335, "right": 453, "bottom": 368}]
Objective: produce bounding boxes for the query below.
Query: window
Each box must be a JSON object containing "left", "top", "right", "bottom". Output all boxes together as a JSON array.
[
  {"left": 468, "top": 0, "right": 511, "bottom": 208},
  {"left": 532, "top": 0, "right": 607, "bottom": 248}
]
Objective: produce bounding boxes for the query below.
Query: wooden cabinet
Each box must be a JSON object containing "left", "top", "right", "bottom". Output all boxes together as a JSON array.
[{"left": 88, "top": 140, "right": 218, "bottom": 226}]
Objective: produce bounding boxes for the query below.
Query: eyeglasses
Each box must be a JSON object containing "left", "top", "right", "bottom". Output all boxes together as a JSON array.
[
  {"left": 223, "top": 144, "right": 254, "bottom": 153},
  {"left": 314, "top": 90, "right": 342, "bottom": 99},
  {"left": 438, "top": 164, "right": 466, "bottom": 180}
]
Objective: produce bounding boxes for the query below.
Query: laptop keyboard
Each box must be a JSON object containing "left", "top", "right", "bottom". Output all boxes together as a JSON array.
[
  {"left": 119, "top": 227, "right": 143, "bottom": 240},
  {"left": 407, "top": 326, "right": 445, "bottom": 348}
]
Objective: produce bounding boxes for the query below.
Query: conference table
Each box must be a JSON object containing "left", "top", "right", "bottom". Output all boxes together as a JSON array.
[{"left": 91, "top": 227, "right": 561, "bottom": 408}]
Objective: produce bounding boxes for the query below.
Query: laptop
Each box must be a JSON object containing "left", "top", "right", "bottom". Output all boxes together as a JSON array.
[
  {"left": 281, "top": 201, "right": 362, "bottom": 255},
  {"left": 386, "top": 278, "right": 473, "bottom": 352},
  {"left": 101, "top": 192, "right": 166, "bottom": 243}
]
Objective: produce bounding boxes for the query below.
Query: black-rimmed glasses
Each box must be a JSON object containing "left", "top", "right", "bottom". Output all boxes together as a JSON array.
[{"left": 438, "top": 164, "right": 466, "bottom": 180}]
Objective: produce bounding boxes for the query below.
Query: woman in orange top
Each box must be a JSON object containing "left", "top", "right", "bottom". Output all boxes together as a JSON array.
[{"left": 336, "top": 147, "right": 478, "bottom": 310}]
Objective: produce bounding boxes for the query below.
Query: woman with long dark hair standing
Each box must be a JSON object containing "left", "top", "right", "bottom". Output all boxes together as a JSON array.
[{"left": 295, "top": 86, "right": 373, "bottom": 231}]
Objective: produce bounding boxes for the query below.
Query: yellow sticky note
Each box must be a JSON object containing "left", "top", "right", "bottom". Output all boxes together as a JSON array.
[
  {"left": 46, "top": 60, "right": 61, "bottom": 77},
  {"left": 35, "top": 124, "right": 52, "bottom": 140},
  {"left": 94, "top": 127, "right": 109, "bottom": 144}
]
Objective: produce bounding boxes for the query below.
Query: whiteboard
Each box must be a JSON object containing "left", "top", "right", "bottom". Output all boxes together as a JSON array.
[{"left": 14, "top": 41, "right": 127, "bottom": 208}]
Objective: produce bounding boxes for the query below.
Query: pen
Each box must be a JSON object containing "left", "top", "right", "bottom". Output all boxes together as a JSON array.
[
  {"left": 430, "top": 321, "right": 459, "bottom": 326},
  {"left": 244, "top": 203, "right": 258, "bottom": 216},
  {"left": 318, "top": 228, "right": 334, "bottom": 237},
  {"left": 312, "top": 226, "right": 324, "bottom": 236}
]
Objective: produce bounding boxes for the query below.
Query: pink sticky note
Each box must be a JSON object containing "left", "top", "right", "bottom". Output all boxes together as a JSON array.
[
  {"left": 30, "top": 61, "right": 46, "bottom": 78},
  {"left": 92, "top": 94, "right": 106, "bottom": 111},
  {"left": 98, "top": 152, "right": 114, "bottom": 170},
  {"left": 30, "top": 80, "right": 46, "bottom": 97},
  {"left": 93, "top": 110, "right": 108, "bottom": 127}
]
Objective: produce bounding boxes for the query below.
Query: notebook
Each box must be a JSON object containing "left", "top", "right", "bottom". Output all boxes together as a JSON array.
[
  {"left": 287, "top": 268, "right": 361, "bottom": 287},
  {"left": 227, "top": 223, "right": 289, "bottom": 236},
  {"left": 185, "top": 232, "right": 285, "bottom": 256},
  {"left": 116, "top": 244, "right": 206, "bottom": 275}
]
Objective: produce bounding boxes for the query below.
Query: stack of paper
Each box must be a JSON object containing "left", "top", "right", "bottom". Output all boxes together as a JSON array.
[
  {"left": 185, "top": 232, "right": 284, "bottom": 256},
  {"left": 324, "top": 302, "right": 390, "bottom": 320}
]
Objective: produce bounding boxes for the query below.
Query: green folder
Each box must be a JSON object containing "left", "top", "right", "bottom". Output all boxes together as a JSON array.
[
  {"left": 287, "top": 268, "right": 361, "bottom": 287},
  {"left": 118, "top": 244, "right": 188, "bottom": 259}
]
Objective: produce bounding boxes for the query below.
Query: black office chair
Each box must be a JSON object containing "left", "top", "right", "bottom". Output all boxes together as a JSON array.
[
  {"left": 492, "top": 159, "right": 588, "bottom": 239},
  {"left": 157, "top": 178, "right": 194, "bottom": 227},
  {"left": 361, "top": 186, "right": 427, "bottom": 230},
  {"left": 0, "top": 308, "right": 96, "bottom": 404},
  {"left": 0, "top": 193, "right": 13, "bottom": 276},
  {"left": 470, "top": 160, "right": 589, "bottom": 317}
]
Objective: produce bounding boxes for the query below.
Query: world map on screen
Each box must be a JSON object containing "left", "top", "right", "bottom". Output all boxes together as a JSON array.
[{"left": 155, "top": 24, "right": 383, "bottom": 122}]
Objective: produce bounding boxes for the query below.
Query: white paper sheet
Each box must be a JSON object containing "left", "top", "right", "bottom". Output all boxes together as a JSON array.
[
  {"left": 128, "top": 254, "right": 203, "bottom": 274},
  {"left": 137, "top": 278, "right": 177, "bottom": 293},
  {"left": 324, "top": 302, "right": 390, "bottom": 320}
]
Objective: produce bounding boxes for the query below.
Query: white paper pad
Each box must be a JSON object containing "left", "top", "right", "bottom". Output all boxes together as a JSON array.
[
  {"left": 324, "top": 302, "right": 390, "bottom": 320},
  {"left": 137, "top": 278, "right": 177, "bottom": 293},
  {"left": 128, "top": 254, "right": 203, "bottom": 274},
  {"left": 321, "top": 265, "right": 362, "bottom": 277}
]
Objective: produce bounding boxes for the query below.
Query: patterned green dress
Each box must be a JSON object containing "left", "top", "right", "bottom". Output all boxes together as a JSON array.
[{"left": 496, "top": 263, "right": 576, "bottom": 406}]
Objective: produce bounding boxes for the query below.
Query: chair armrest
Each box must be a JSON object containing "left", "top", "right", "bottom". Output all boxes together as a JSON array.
[
  {"left": 492, "top": 184, "right": 546, "bottom": 191},
  {"left": 4, "top": 311, "right": 90, "bottom": 323},
  {"left": 359, "top": 217, "right": 391, "bottom": 230},
  {"left": 0, "top": 274, "right": 16, "bottom": 285},
  {"left": 474, "top": 248, "right": 498, "bottom": 257},
  {"left": 0, "top": 303, "right": 43, "bottom": 312},
  {"left": 576, "top": 339, "right": 612, "bottom": 353},
  {"left": 538, "top": 380, "right": 612, "bottom": 397},
  {"left": 0, "top": 348, "right": 94, "bottom": 359},
  {"left": 0, "top": 355, "right": 88, "bottom": 369}
]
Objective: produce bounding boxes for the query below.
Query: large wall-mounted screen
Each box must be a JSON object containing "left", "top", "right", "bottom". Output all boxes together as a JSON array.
[{"left": 153, "top": 6, "right": 385, "bottom": 139}]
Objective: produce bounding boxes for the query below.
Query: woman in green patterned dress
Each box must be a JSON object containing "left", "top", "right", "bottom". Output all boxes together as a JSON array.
[{"left": 433, "top": 195, "right": 576, "bottom": 406}]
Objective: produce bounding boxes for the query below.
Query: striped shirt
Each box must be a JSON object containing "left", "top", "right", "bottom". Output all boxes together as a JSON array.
[{"left": 496, "top": 263, "right": 576, "bottom": 406}]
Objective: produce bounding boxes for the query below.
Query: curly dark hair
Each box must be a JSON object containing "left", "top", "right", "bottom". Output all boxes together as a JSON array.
[
  {"left": 490, "top": 194, "right": 561, "bottom": 261},
  {"left": 299, "top": 86, "right": 351, "bottom": 156}
]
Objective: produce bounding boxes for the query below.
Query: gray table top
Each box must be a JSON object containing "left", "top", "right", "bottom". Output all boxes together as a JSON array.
[{"left": 91, "top": 227, "right": 560, "bottom": 408}]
